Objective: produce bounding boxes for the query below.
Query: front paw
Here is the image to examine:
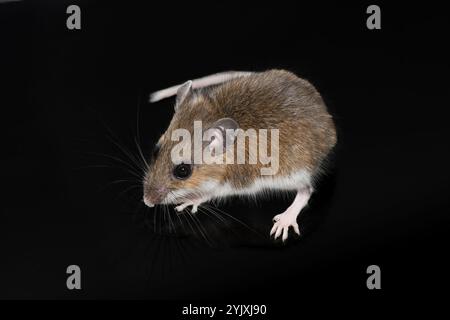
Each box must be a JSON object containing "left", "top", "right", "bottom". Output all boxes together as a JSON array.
[
  {"left": 175, "top": 202, "right": 191, "bottom": 212},
  {"left": 175, "top": 201, "right": 200, "bottom": 214}
]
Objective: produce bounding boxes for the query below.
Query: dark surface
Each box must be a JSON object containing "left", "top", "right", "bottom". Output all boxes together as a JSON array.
[{"left": 1, "top": 0, "right": 449, "bottom": 307}]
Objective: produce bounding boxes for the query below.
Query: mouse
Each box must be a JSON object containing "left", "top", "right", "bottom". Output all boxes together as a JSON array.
[{"left": 143, "top": 69, "right": 337, "bottom": 241}]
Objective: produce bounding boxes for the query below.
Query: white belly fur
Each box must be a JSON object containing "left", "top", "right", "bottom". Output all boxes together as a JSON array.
[{"left": 199, "top": 169, "right": 312, "bottom": 199}]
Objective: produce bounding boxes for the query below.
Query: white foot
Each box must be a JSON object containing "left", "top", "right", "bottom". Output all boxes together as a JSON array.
[
  {"left": 270, "top": 211, "right": 300, "bottom": 241},
  {"left": 175, "top": 199, "right": 204, "bottom": 214},
  {"left": 270, "top": 187, "right": 312, "bottom": 241},
  {"left": 175, "top": 202, "right": 192, "bottom": 212}
]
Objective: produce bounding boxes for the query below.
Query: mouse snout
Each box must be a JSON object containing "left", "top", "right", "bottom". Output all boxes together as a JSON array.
[{"left": 143, "top": 186, "right": 168, "bottom": 207}]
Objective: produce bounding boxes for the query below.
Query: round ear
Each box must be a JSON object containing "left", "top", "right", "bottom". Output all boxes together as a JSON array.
[
  {"left": 203, "top": 118, "right": 239, "bottom": 155},
  {"left": 175, "top": 80, "right": 193, "bottom": 111}
]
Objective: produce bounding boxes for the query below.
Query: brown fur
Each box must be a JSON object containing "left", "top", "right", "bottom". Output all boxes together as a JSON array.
[{"left": 144, "top": 69, "right": 336, "bottom": 201}]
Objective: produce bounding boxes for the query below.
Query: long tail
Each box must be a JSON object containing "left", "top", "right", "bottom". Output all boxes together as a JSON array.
[{"left": 149, "top": 71, "right": 253, "bottom": 103}]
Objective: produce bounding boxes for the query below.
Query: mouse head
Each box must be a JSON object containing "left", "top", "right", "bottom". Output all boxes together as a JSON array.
[{"left": 143, "top": 81, "right": 238, "bottom": 207}]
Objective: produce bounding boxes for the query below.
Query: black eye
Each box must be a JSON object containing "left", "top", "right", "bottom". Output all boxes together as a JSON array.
[{"left": 173, "top": 163, "right": 192, "bottom": 180}]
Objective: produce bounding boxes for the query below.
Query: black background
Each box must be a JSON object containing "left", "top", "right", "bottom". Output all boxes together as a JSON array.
[{"left": 1, "top": 0, "right": 449, "bottom": 309}]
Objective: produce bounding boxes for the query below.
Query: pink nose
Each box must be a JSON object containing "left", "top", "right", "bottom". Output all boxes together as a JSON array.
[
  {"left": 143, "top": 186, "right": 167, "bottom": 207},
  {"left": 143, "top": 196, "right": 155, "bottom": 207}
]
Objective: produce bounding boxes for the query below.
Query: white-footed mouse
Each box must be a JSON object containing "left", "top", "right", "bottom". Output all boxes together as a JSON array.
[{"left": 143, "top": 70, "right": 337, "bottom": 241}]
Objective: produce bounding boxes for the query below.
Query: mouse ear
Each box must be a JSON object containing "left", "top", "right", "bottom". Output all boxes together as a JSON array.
[
  {"left": 203, "top": 118, "right": 239, "bottom": 156},
  {"left": 175, "top": 80, "right": 193, "bottom": 111}
]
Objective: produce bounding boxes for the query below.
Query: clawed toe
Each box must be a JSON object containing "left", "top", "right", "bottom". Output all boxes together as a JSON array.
[
  {"left": 272, "top": 214, "right": 282, "bottom": 223},
  {"left": 270, "top": 214, "right": 301, "bottom": 242},
  {"left": 175, "top": 204, "right": 187, "bottom": 212},
  {"left": 175, "top": 201, "right": 202, "bottom": 214}
]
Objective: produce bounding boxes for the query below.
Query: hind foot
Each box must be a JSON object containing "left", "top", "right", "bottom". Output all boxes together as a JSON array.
[
  {"left": 270, "top": 212, "right": 301, "bottom": 241},
  {"left": 270, "top": 187, "right": 312, "bottom": 241}
]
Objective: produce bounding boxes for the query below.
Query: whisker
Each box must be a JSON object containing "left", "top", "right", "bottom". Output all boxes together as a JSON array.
[
  {"left": 189, "top": 211, "right": 213, "bottom": 246},
  {"left": 135, "top": 136, "right": 149, "bottom": 172},
  {"left": 118, "top": 185, "right": 141, "bottom": 198},
  {"left": 180, "top": 209, "right": 197, "bottom": 238},
  {"left": 206, "top": 203, "right": 264, "bottom": 238},
  {"left": 154, "top": 205, "right": 157, "bottom": 234},
  {"left": 101, "top": 122, "right": 148, "bottom": 174},
  {"left": 200, "top": 204, "right": 226, "bottom": 223},
  {"left": 81, "top": 152, "right": 144, "bottom": 179}
]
